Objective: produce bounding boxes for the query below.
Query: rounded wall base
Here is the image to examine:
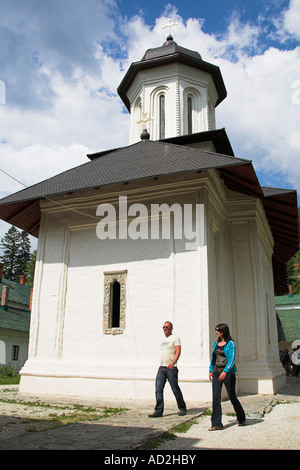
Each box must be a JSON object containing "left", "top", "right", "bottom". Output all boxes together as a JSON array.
[{"left": 19, "top": 374, "right": 214, "bottom": 403}]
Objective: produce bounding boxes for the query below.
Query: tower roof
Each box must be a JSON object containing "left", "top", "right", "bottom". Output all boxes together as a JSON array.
[
  {"left": 117, "top": 36, "right": 227, "bottom": 111},
  {"left": 141, "top": 35, "right": 202, "bottom": 61}
]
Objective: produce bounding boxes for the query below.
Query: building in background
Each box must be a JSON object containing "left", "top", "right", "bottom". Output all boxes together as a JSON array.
[
  {"left": 0, "top": 264, "right": 31, "bottom": 372},
  {"left": 276, "top": 293, "right": 300, "bottom": 351}
]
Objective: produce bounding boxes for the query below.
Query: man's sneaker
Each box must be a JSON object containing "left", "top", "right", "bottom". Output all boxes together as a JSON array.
[{"left": 178, "top": 410, "right": 187, "bottom": 416}]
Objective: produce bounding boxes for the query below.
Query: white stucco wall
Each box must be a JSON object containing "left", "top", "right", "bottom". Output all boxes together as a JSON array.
[
  {"left": 19, "top": 172, "right": 285, "bottom": 402},
  {"left": 206, "top": 173, "right": 285, "bottom": 394},
  {"left": 20, "top": 176, "right": 212, "bottom": 401}
]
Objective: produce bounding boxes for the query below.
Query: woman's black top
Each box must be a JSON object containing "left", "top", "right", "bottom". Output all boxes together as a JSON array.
[{"left": 213, "top": 344, "right": 228, "bottom": 373}]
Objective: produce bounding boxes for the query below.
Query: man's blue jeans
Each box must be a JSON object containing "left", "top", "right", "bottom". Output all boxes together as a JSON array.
[{"left": 155, "top": 366, "right": 187, "bottom": 415}]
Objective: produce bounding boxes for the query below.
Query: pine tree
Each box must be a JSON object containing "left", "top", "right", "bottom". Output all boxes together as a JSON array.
[
  {"left": 0, "top": 226, "right": 31, "bottom": 282},
  {"left": 287, "top": 250, "right": 300, "bottom": 294},
  {"left": 286, "top": 207, "right": 300, "bottom": 294},
  {"left": 15, "top": 230, "right": 31, "bottom": 278},
  {"left": 25, "top": 249, "right": 37, "bottom": 287}
]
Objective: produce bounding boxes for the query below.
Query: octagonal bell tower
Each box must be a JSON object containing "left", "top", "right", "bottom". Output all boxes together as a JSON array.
[{"left": 118, "top": 34, "right": 227, "bottom": 144}]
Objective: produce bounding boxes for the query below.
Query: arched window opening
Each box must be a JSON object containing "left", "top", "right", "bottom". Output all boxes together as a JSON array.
[
  {"left": 159, "top": 94, "right": 165, "bottom": 139},
  {"left": 187, "top": 96, "right": 193, "bottom": 135},
  {"left": 184, "top": 88, "right": 201, "bottom": 134},
  {"left": 103, "top": 270, "right": 127, "bottom": 335},
  {"left": 110, "top": 281, "right": 121, "bottom": 328}
]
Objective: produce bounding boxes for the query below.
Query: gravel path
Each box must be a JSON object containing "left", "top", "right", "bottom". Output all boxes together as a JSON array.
[
  {"left": 0, "top": 378, "right": 299, "bottom": 450},
  {"left": 156, "top": 402, "right": 300, "bottom": 450}
]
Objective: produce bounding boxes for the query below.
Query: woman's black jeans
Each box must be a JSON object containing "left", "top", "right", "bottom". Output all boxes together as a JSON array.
[{"left": 211, "top": 370, "right": 245, "bottom": 427}]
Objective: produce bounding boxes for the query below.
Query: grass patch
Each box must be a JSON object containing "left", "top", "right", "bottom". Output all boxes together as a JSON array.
[
  {"left": 0, "top": 375, "right": 20, "bottom": 385},
  {"left": 138, "top": 432, "right": 176, "bottom": 450},
  {"left": 137, "top": 414, "right": 207, "bottom": 450},
  {"left": 0, "top": 395, "right": 127, "bottom": 426},
  {"left": 0, "top": 365, "right": 20, "bottom": 385},
  {"left": 173, "top": 419, "right": 197, "bottom": 433}
]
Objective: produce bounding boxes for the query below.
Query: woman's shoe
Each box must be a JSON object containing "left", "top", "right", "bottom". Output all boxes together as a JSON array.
[
  {"left": 238, "top": 421, "right": 246, "bottom": 426},
  {"left": 208, "top": 426, "right": 223, "bottom": 431}
]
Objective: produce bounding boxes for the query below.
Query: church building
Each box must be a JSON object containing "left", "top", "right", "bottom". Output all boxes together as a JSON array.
[{"left": 0, "top": 31, "right": 298, "bottom": 402}]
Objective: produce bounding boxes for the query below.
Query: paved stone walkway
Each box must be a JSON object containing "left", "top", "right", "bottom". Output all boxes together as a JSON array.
[{"left": 0, "top": 376, "right": 298, "bottom": 450}]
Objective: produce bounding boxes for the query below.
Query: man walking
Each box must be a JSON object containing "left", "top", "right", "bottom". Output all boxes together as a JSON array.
[{"left": 148, "top": 321, "right": 187, "bottom": 417}]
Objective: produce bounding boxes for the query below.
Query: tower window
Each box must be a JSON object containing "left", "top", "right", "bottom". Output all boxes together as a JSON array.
[
  {"left": 159, "top": 94, "right": 165, "bottom": 139},
  {"left": 187, "top": 96, "right": 193, "bottom": 135},
  {"left": 103, "top": 270, "right": 127, "bottom": 334},
  {"left": 184, "top": 88, "right": 201, "bottom": 134}
]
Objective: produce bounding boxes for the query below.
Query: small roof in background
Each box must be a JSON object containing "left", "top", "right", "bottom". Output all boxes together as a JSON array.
[
  {"left": 0, "top": 278, "right": 31, "bottom": 307},
  {"left": 277, "top": 309, "right": 300, "bottom": 343}
]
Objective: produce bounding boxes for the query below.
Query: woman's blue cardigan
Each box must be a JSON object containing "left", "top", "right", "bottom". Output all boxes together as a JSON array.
[{"left": 209, "top": 339, "right": 237, "bottom": 374}]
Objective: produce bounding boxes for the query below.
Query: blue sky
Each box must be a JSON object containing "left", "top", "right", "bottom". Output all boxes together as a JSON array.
[
  {"left": 0, "top": 0, "right": 300, "bottom": 248},
  {"left": 120, "top": 0, "right": 290, "bottom": 37}
]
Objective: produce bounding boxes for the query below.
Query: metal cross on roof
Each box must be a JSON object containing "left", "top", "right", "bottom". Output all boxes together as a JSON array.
[
  {"left": 137, "top": 112, "right": 154, "bottom": 129},
  {"left": 162, "top": 17, "right": 178, "bottom": 37}
]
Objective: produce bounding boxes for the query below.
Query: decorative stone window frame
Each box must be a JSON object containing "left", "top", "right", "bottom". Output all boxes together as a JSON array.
[{"left": 103, "top": 270, "right": 127, "bottom": 335}]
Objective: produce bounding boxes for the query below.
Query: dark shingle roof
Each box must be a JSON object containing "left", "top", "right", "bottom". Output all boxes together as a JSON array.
[
  {"left": 0, "top": 140, "right": 252, "bottom": 206},
  {"left": 0, "top": 139, "right": 297, "bottom": 295},
  {"left": 141, "top": 38, "right": 202, "bottom": 61}
]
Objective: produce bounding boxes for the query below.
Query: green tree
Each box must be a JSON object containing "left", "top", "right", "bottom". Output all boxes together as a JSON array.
[
  {"left": 286, "top": 207, "right": 300, "bottom": 294},
  {"left": 287, "top": 250, "right": 300, "bottom": 294},
  {"left": 0, "top": 226, "right": 31, "bottom": 282},
  {"left": 25, "top": 249, "right": 37, "bottom": 287},
  {"left": 16, "top": 230, "right": 31, "bottom": 278}
]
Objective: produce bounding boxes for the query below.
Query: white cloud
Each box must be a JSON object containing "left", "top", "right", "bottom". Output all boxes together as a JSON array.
[
  {"left": 217, "top": 46, "right": 300, "bottom": 168},
  {"left": 283, "top": 0, "right": 300, "bottom": 39}
]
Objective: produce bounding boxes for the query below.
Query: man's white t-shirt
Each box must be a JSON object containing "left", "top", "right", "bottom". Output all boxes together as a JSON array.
[{"left": 160, "top": 334, "right": 181, "bottom": 366}]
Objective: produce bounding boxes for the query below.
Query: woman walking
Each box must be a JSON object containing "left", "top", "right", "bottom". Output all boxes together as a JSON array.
[{"left": 208, "top": 323, "right": 246, "bottom": 431}]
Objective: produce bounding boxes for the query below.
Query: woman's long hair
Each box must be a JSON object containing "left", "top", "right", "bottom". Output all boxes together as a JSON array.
[{"left": 216, "top": 323, "right": 233, "bottom": 342}]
